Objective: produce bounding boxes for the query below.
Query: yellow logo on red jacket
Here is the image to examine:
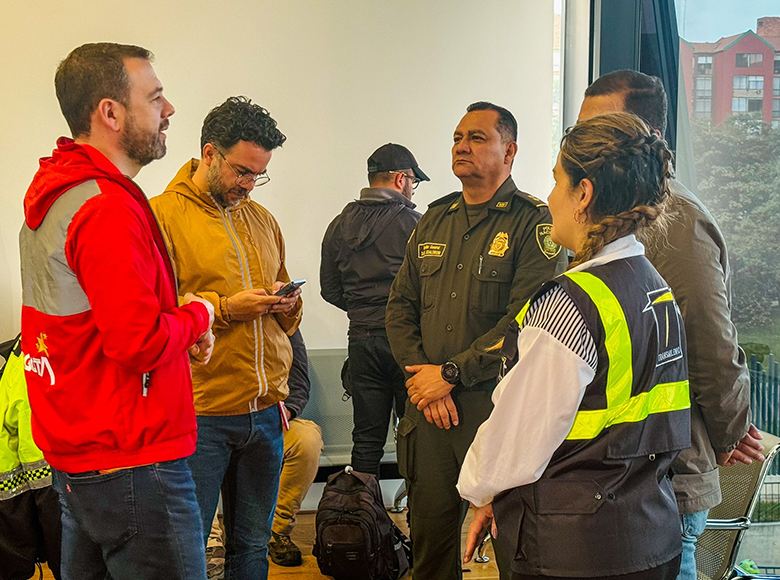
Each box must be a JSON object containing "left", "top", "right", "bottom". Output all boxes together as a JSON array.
[{"left": 36, "top": 333, "right": 49, "bottom": 356}]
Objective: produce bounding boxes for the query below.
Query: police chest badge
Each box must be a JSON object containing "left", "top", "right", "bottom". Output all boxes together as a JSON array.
[
  {"left": 536, "top": 224, "right": 561, "bottom": 259},
  {"left": 488, "top": 232, "right": 510, "bottom": 257}
]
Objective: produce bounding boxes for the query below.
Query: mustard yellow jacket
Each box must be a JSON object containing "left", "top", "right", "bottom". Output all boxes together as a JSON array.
[{"left": 151, "top": 160, "right": 302, "bottom": 415}]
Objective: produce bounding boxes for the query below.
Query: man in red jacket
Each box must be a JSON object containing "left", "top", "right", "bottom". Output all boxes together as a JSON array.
[{"left": 19, "top": 43, "right": 215, "bottom": 580}]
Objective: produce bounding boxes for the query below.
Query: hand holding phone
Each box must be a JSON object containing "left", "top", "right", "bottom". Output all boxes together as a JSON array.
[{"left": 274, "top": 279, "right": 306, "bottom": 296}]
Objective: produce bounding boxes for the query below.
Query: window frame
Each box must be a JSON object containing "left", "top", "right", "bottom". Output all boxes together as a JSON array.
[
  {"left": 748, "top": 75, "right": 764, "bottom": 91},
  {"left": 736, "top": 53, "right": 764, "bottom": 68},
  {"left": 732, "top": 97, "right": 748, "bottom": 112}
]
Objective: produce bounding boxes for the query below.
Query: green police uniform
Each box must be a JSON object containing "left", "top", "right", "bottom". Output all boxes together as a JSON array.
[{"left": 386, "top": 176, "right": 563, "bottom": 580}]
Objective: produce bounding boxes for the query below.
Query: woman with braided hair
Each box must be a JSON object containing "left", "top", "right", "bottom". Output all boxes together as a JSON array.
[{"left": 458, "top": 112, "right": 691, "bottom": 580}]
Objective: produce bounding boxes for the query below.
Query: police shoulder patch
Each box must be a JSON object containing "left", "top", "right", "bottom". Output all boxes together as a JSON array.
[{"left": 535, "top": 224, "right": 561, "bottom": 259}]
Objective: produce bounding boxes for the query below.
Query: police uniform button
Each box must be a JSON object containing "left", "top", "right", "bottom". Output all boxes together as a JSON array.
[
  {"left": 491, "top": 270, "right": 497, "bottom": 277},
  {"left": 457, "top": 263, "right": 464, "bottom": 270},
  {"left": 446, "top": 324, "right": 453, "bottom": 331},
  {"left": 648, "top": 454, "right": 656, "bottom": 461},
  {"left": 421, "top": 265, "right": 427, "bottom": 273},
  {"left": 594, "top": 493, "right": 602, "bottom": 500},
  {"left": 450, "top": 292, "right": 457, "bottom": 299},
  {"left": 608, "top": 493, "right": 616, "bottom": 500},
  {"left": 464, "top": 234, "right": 470, "bottom": 240}
]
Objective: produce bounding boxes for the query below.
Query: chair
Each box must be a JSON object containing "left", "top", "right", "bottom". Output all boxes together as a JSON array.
[
  {"left": 696, "top": 430, "right": 780, "bottom": 580},
  {"left": 475, "top": 532, "right": 492, "bottom": 563}
]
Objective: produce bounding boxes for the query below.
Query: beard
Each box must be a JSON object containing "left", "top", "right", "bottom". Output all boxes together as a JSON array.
[
  {"left": 121, "top": 113, "right": 168, "bottom": 167},
  {"left": 206, "top": 157, "right": 249, "bottom": 208}
]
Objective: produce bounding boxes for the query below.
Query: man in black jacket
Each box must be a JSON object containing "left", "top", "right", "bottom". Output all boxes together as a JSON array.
[{"left": 320, "top": 143, "right": 427, "bottom": 476}]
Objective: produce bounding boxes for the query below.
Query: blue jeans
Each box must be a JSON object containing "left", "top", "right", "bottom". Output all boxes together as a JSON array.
[
  {"left": 188, "top": 406, "right": 283, "bottom": 580},
  {"left": 677, "top": 510, "right": 709, "bottom": 580},
  {"left": 52, "top": 458, "right": 206, "bottom": 580}
]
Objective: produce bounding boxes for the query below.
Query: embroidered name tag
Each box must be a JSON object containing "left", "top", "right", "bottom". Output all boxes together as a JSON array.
[{"left": 418, "top": 242, "right": 447, "bottom": 258}]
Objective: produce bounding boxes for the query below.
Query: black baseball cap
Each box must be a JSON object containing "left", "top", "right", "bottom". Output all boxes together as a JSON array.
[{"left": 367, "top": 143, "right": 430, "bottom": 181}]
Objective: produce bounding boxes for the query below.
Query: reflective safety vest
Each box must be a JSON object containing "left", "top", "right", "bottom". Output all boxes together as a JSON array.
[
  {"left": 0, "top": 337, "right": 52, "bottom": 500},
  {"left": 494, "top": 255, "right": 691, "bottom": 577}
]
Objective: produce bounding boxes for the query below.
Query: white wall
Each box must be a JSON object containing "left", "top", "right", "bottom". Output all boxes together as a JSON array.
[{"left": 0, "top": 0, "right": 556, "bottom": 348}]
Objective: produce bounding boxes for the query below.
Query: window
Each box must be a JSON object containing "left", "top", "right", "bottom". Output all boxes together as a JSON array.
[
  {"left": 736, "top": 53, "right": 763, "bottom": 68},
  {"left": 748, "top": 98, "right": 763, "bottom": 112},
  {"left": 696, "top": 77, "right": 712, "bottom": 97},
  {"left": 732, "top": 97, "right": 764, "bottom": 113},
  {"left": 748, "top": 99, "right": 764, "bottom": 113},
  {"left": 694, "top": 99, "right": 712, "bottom": 117},
  {"left": 748, "top": 76, "right": 764, "bottom": 90},
  {"left": 676, "top": 0, "right": 780, "bottom": 454},
  {"left": 696, "top": 55, "right": 713, "bottom": 75},
  {"left": 735, "top": 76, "right": 766, "bottom": 94}
]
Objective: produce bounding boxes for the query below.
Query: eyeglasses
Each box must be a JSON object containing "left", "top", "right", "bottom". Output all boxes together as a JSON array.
[
  {"left": 214, "top": 147, "right": 270, "bottom": 187},
  {"left": 389, "top": 170, "right": 421, "bottom": 190}
]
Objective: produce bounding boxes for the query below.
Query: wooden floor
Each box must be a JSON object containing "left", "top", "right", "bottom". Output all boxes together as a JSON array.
[{"left": 33, "top": 509, "right": 498, "bottom": 579}]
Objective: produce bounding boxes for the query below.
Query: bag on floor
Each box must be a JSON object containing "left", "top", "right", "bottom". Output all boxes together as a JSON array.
[{"left": 313, "top": 467, "right": 409, "bottom": 580}]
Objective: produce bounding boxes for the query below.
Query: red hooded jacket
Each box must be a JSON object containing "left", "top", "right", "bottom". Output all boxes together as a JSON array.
[{"left": 19, "top": 138, "right": 209, "bottom": 473}]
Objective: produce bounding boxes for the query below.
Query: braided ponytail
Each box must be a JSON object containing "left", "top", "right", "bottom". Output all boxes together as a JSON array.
[
  {"left": 570, "top": 203, "right": 667, "bottom": 267},
  {"left": 559, "top": 112, "right": 673, "bottom": 267}
]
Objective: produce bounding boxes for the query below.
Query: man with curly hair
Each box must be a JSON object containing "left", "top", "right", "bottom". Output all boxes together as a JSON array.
[{"left": 150, "top": 97, "right": 302, "bottom": 580}]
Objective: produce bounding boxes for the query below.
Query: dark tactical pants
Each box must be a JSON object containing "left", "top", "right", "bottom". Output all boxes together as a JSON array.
[
  {"left": 397, "top": 390, "right": 508, "bottom": 580},
  {"left": 348, "top": 334, "right": 408, "bottom": 477}
]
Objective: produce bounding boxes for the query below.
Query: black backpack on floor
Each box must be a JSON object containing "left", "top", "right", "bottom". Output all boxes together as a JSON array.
[{"left": 313, "top": 467, "right": 409, "bottom": 580}]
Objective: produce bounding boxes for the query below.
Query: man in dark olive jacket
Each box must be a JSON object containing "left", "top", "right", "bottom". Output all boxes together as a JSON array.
[
  {"left": 320, "top": 143, "right": 426, "bottom": 476},
  {"left": 579, "top": 70, "right": 765, "bottom": 580}
]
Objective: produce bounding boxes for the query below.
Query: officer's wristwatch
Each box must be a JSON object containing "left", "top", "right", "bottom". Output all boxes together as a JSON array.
[{"left": 440, "top": 361, "right": 460, "bottom": 385}]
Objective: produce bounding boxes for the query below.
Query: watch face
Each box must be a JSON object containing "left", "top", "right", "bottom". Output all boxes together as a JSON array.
[{"left": 442, "top": 362, "right": 459, "bottom": 383}]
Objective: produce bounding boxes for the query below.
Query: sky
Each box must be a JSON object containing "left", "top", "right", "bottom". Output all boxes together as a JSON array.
[{"left": 676, "top": 0, "right": 780, "bottom": 42}]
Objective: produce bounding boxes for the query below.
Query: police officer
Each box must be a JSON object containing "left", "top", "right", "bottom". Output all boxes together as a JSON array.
[{"left": 386, "top": 101, "right": 564, "bottom": 580}]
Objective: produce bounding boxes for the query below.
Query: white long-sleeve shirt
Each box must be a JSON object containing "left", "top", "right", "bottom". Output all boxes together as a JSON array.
[{"left": 457, "top": 236, "right": 645, "bottom": 507}]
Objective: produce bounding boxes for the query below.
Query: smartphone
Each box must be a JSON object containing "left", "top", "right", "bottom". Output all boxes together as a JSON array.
[{"left": 274, "top": 279, "right": 306, "bottom": 296}]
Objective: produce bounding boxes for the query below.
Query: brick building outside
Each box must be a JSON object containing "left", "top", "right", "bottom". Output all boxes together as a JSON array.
[{"left": 680, "top": 16, "right": 780, "bottom": 127}]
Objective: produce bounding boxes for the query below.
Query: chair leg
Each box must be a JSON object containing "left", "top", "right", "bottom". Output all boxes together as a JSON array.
[
  {"left": 390, "top": 480, "right": 407, "bottom": 513},
  {"left": 475, "top": 533, "right": 492, "bottom": 563}
]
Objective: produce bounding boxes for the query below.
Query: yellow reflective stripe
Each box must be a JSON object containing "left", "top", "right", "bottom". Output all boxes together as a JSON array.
[
  {"left": 564, "top": 271, "right": 632, "bottom": 409},
  {"left": 565, "top": 380, "right": 690, "bottom": 440},
  {"left": 515, "top": 299, "right": 532, "bottom": 325},
  {"left": 652, "top": 291, "right": 674, "bottom": 304}
]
